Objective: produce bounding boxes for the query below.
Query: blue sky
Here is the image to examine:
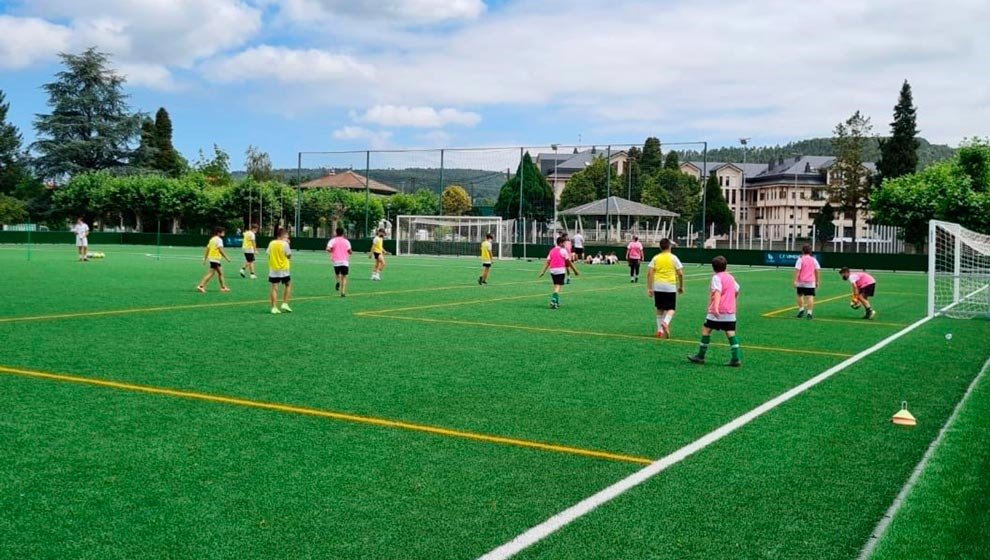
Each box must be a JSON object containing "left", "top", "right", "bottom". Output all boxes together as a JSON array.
[{"left": 1, "top": 0, "right": 988, "bottom": 169}]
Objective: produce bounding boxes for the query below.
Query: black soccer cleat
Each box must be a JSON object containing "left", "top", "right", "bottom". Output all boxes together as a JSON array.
[
  {"left": 727, "top": 359, "right": 742, "bottom": 368},
  {"left": 687, "top": 355, "right": 705, "bottom": 364}
]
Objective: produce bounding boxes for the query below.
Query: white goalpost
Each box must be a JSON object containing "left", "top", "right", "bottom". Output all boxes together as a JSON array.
[
  {"left": 928, "top": 220, "right": 990, "bottom": 318},
  {"left": 395, "top": 215, "right": 509, "bottom": 259}
]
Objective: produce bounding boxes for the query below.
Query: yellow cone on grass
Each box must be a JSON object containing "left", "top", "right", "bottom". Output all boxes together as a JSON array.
[{"left": 892, "top": 401, "right": 917, "bottom": 427}]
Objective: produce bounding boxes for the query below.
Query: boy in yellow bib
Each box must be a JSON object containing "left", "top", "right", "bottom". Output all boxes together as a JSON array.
[
  {"left": 240, "top": 223, "right": 259, "bottom": 279},
  {"left": 646, "top": 238, "right": 684, "bottom": 338},
  {"left": 197, "top": 227, "right": 231, "bottom": 293},
  {"left": 267, "top": 228, "right": 293, "bottom": 314},
  {"left": 370, "top": 228, "right": 389, "bottom": 281}
]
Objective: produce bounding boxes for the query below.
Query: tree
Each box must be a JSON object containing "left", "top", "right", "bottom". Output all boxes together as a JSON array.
[
  {"left": 957, "top": 137, "right": 990, "bottom": 193},
  {"left": 0, "top": 194, "right": 27, "bottom": 224},
  {"left": 244, "top": 145, "right": 274, "bottom": 182},
  {"left": 696, "top": 173, "right": 734, "bottom": 236},
  {"left": 830, "top": 111, "right": 873, "bottom": 251},
  {"left": 442, "top": 185, "right": 472, "bottom": 215},
  {"left": 663, "top": 150, "right": 680, "bottom": 170},
  {"left": 494, "top": 152, "right": 554, "bottom": 222},
  {"left": 812, "top": 202, "right": 836, "bottom": 250},
  {"left": 558, "top": 172, "right": 597, "bottom": 210},
  {"left": 195, "top": 144, "right": 232, "bottom": 186},
  {"left": 876, "top": 81, "right": 920, "bottom": 183},
  {"left": 640, "top": 174, "right": 669, "bottom": 210},
  {"left": 130, "top": 117, "right": 158, "bottom": 170},
  {"left": 0, "top": 90, "right": 31, "bottom": 196},
  {"left": 32, "top": 48, "right": 141, "bottom": 179},
  {"left": 872, "top": 142, "right": 990, "bottom": 248},
  {"left": 639, "top": 137, "right": 664, "bottom": 177},
  {"left": 152, "top": 108, "right": 185, "bottom": 177}
]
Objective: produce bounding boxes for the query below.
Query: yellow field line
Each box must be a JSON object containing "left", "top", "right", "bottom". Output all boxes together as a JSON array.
[
  {"left": 0, "top": 281, "right": 541, "bottom": 325},
  {"left": 0, "top": 365, "right": 653, "bottom": 466},
  {"left": 761, "top": 294, "right": 849, "bottom": 318},
  {"left": 362, "top": 314, "right": 854, "bottom": 358}
]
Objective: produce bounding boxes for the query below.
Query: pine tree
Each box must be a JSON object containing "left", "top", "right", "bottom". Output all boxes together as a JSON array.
[
  {"left": 876, "top": 80, "right": 919, "bottom": 182},
  {"left": 495, "top": 152, "right": 554, "bottom": 222},
  {"left": 663, "top": 150, "right": 679, "bottom": 170},
  {"left": 639, "top": 137, "right": 663, "bottom": 177},
  {"left": 33, "top": 48, "right": 141, "bottom": 179},
  {"left": 0, "top": 90, "right": 30, "bottom": 196},
  {"left": 812, "top": 202, "right": 836, "bottom": 250},
  {"left": 153, "top": 108, "right": 185, "bottom": 177},
  {"left": 696, "top": 173, "right": 734, "bottom": 235}
]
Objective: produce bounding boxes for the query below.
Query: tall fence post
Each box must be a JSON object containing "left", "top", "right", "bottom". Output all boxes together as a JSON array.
[
  {"left": 26, "top": 216, "right": 32, "bottom": 262},
  {"left": 519, "top": 147, "right": 526, "bottom": 259},
  {"left": 364, "top": 150, "right": 371, "bottom": 238},
  {"left": 700, "top": 142, "right": 708, "bottom": 248},
  {"left": 605, "top": 145, "right": 612, "bottom": 242},
  {"left": 156, "top": 217, "right": 162, "bottom": 261},
  {"left": 439, "top": 149, "right": 445, "bottom": 216},
  {"left": 295, "top": 152, "right": 302, "bottom": 236}
]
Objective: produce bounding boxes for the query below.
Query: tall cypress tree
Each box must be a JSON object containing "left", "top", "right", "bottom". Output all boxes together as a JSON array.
[
  {"left": 495, "top": 152, "right": 554, "bottom": 222},
  {"left": 876, "top": 80, "right": 919, "bottom": 182},
  {"left": 33, "top": 48, "right": 141, "bottom": 179},
  {"left": 152, "top": 108, "right": 185, "bottom": 177},
  {"left": 131, "top": 117, "right": 158, "bottom": 170},
  {"left": 639, "top": 137, "right": 664, "bottom": 177}
]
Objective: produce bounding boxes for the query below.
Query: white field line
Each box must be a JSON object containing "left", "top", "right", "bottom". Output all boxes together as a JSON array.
[
  {"left": 477, "top": 313, "right": 936, "bottom": 560},
  {"left": 856, "top": 353, "right": 990, "bottom": 560}
]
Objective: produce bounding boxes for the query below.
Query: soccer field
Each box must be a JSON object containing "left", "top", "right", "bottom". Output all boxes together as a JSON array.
[{"left": 1, "top": 244, "right": 988, "bottom": 559}]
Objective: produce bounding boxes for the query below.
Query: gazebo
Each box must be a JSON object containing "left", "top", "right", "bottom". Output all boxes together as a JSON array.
[{"left": 558, "top": 196, "right": 678, "bottom": 243}]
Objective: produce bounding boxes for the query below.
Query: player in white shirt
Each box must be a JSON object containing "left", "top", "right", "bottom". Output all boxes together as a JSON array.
[{"left": 72, "top": 217, "right": 90, "bottom": 261}]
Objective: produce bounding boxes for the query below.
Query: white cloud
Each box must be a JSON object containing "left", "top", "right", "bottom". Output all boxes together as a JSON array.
[
  {"left": 277, "top": 0, "right": 485, "bottom": 24},
  {"left": 0, "top": 15, "right": 71, "bottom": 69},
  {"left": 117, "top": 63, "right": 181, "bottom": 91},
  {"left": 21, "top": 0, "right": 262, "bottom": 66},
  {"left": 352, "top": 105, "right": 480, "bottom": 128},
  {"left": 332, "top": 126, "right": 393, "bottom": 149},
  {"left": 204, "top": 45, "right": 375, "bottom": 84}
]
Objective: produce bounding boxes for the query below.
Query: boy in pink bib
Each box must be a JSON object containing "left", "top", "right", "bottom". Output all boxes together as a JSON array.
[
  {"left": 689, "top": 256, "right": 741, "bottom": 367},
  {"left": 840, "top": 267, "right": 877, "bottom": 320},
  {"left": 538, "top": 235, "right": 580, "bottom": 309},
  {"left": 793, "top": 244, "right": 821, "bottom": 319}
]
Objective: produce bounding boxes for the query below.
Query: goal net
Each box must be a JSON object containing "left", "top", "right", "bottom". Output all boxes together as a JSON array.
[
  {"left": 929, "top": 220, "right": 990, "bottom": 318},
  {"left": 395, "top": 216, "right": 508, "bottom": 259}
]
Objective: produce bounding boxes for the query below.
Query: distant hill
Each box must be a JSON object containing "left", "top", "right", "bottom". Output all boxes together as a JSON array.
[
  {"left": 676, "top": 137, "right": 955, "bottom": 169},
  {"left": 232, "top": 167, "right": 510, "bottom": 201}
]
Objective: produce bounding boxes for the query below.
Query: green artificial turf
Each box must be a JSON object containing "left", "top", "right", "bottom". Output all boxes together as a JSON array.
[
  {"left": 0, "top": 243, "right": 985, "bottom": 559},
  {"left": 871, "top": 357, "right": 990, "bottom": 560}
]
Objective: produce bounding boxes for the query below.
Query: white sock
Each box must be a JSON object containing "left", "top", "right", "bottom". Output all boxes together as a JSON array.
[
  {"left": 663, "top": 316, "right": 672, "bottom": 326},
  {"left": 656, "top": 317, "right": 663, "bottom": 330}
]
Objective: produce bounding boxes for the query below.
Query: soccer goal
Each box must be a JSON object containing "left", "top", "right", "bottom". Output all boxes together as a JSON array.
[
  {"left": 395, "top": 215, "right": 508, "bottom": 259},
  {"left": 929, "top": 220, "right": 990, "bottom": 318}
]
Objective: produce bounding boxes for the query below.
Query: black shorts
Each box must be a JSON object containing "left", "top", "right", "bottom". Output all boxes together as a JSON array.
[
  {"left": 859, "top": 283, "right": 876, "bottom": 298},
  {"left": 705, "top": 319, "right": 737, "bottom": 331},
  {"left": 654, "top": 291, "right": 677, "bottom": 311},
  {"left": 210, "top": 261, "right": 222, "bottom": 270},
  {"left": 269, "top": 275, "right": 291, "bottom": 285},
  {"left": 796, "top": 287, "right": 816, "bottom": 296},
  {"left": 628, "top": 258, "right": 640, "bottom": 267},
  {"left": 334, "top": 265, "right": 350, "bottom": 276},
  {"left": 573, "top": 248, "right": 584, "bottom": 258},
  {"left": 373, "top": 252, "right": 382, "bottom": 260},
  {"left": 244, "top": 253, "right": 256, "bottom": 263},
  {"left": 551, "top": 273, "right": 566, "bottom": 286},
  {"left": 482, "top": 263, "right": 492, "bottom": 268}
]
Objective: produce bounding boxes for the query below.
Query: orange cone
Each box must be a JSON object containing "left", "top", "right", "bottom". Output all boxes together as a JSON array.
[{"left": 892, "top": 401, "right": 917, "bottom": 427}]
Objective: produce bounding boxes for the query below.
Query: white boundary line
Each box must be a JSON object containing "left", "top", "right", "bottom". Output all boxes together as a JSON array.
[
  {"left": 477, "top": 313, "right": 936, "bottom": 560},
  {"left": 856, "top": 353, "right": 990, "bottom": 560}
]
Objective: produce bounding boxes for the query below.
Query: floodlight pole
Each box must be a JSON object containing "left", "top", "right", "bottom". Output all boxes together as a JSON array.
[
  {"left": 551, "top": 144, "right": 559, "bottom": 238},
  {"left": 700, "top": 142, "right": 708, "bottom": 248},
  {"left": 439, "top": 149, "right": 445, "bottom": 217},
  {"left": 605, "top": 145, "right": 612, "bottom": 242}
]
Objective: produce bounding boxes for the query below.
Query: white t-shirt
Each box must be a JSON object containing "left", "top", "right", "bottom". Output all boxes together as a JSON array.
[
  {"left": 572, "top": 233, "right": 584, "bottom": 249},
  {"left": 73, "top": 223, "right": 89, "bottom": 246}
]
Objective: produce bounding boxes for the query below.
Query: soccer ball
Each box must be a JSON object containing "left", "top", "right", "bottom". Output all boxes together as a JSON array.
[{"left": 89, "top": 251, "right": 106, "bottom": 259}]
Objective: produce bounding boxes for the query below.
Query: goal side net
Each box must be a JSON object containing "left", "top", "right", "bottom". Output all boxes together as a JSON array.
[
  {"left": 395, "top": 216, "right": 508, "bottom": 259},
  {"left": 929, "top": 220, "right": 990, "bottom": 318}
]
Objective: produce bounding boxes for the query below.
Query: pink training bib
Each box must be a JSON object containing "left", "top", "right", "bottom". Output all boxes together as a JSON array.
[
  {"left": 709, "top": 271, "right": 738, "bottom": 316},
  {"left": 627, "top": 242, "right": 643, "bottom": 260},
  {"left": 547, "top": 247, "right": 568, "bottom": 269},
  {"left": 797, "top": 255, "right": 818, "bottom": 284},
  {"left": 854, "top": 272, "right": 875, "bottom": 289}
]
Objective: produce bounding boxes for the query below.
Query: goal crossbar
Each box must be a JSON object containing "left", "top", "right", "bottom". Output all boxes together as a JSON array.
[{"left": 395, "top": 215, "right": 508, "bottom": 259}]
